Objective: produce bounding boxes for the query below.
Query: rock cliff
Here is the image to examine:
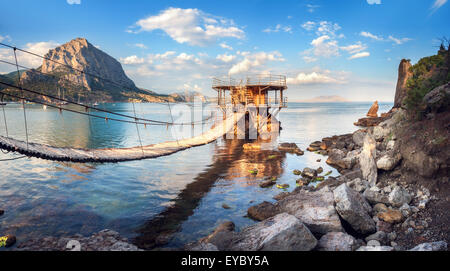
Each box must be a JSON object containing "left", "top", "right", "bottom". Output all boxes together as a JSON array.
[{"left": 393, "top": 59, "right": 413, "bottom": 108}]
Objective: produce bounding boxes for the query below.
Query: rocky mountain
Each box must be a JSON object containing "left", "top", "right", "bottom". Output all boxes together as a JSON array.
[
  {"left": 40, "top": 37, "right": 137, "bottom": 93},
  {"left": 1, "top": 38, "right": 209, "bottom": 103}
]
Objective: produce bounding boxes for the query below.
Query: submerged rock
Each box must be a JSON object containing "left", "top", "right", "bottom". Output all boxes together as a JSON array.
[
  {"left": 333, "top": 184, "right": 376, "bottom": 234},
  {"left": 317, "top": 232, "right": 357, "bottom": 251},
  {"left": 247, "top": 201, "right": 278, "bottom": 221}
]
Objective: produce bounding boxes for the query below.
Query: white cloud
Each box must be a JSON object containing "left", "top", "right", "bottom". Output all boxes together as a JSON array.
[
  {"left": 303, "top": 56, "right": 318, "bottom": 63},
  {"left": 219, "top": 42, "right": 233, "bottom": 50},
  {"left": 0, "top": 41, "right": 59, "bottom": 73},
  {"left": 366, "top": 0, "right": 381, "bottom": 4},
  {"left": 340, "top": 41, "right": 367, "bottom": 54},
  {"left": 216, "top": 53, "right": 236, "bottom": 63},
  {"left": 228, "top": 51, "right": 284, "bottom": 75},
  {"left": 134, "top": 43, "right": 148, "bottom": 49},
  {"left": 0, "top": 35, "right": 11, "bottom": 43},
  {"left": 306, "top": 4, "right": 320, "bottom": 13},
  {"left": 309, "top": 35, "right": 340, "bottom": 58},
  {"left": 301, "top": 21, "right": 316, "bottom": 31},
  {"left": 263, "top": 24, "right": 292, "bottom": 33},
  {"left": 348, "top": 51, "right": 370, "bottom": 60},
  {"left": 388, "top": 35, "right": 412, "bottom": 45},
  {"left": 67, "top": 0, "right": 81, "bottom": 4},
  {"left": 316, "top": 21, "right": 341, "bottom": 37},
  {"left": 430, "top": 0, "right": 447, "bottom": 13},
  {"left": 129, "top": 7, "right": 245, "bottom": 46},
  {"left": 287, "top": 70, "right": 347, "bottom": 85},
  {"left": 120, "top": 55, "right": 145, "bottom": 65},
  {"left": 360, "top": 31, "right": 383, "bottom": 41}
]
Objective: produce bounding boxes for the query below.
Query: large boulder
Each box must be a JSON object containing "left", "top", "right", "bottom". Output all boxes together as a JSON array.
[
  {"left": 352, "top": 129, "right": 367, "bottom": 147},
  {"left": 230, "top": 213, "right": 318, "bottom": 251},
  {"left": 333, "top": 184, "right": 376, "bottom": 234},
  {"left": 317, "top": 232, "right": 357, "bottom": 251},
  {"left": 326, "top": 149, "right": 346, "bottom": 169},
  {"left": 363, "top": 187, "right": 390, "bottom": 205},
  {"left": 358, "top": 134, "right": 378, "bottom": 186},
  {"left": 276, "top": 187, "right": 343, "bottom": 234},
  {"left": 393, "top": 59, "right": 413, "bottom": 108},
  {"left": 367, "top": 101, "right": 379, "bottom": 118}
]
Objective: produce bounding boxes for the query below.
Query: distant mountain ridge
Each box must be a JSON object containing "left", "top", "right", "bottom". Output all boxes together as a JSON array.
[
  {"left": 298, "top": 95, "right": 349, "bottom": 103},
  {"left": 0, "top": 38, "right": 208, "bottom": 103}
]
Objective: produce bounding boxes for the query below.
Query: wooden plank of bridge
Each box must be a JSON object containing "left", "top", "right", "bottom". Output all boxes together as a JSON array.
[{"left": 0, "top": 112, "right": 245, "bottom": 163}]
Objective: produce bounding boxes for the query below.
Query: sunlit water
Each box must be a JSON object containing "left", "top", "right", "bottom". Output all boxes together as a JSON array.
[{"left": 0, "top": 102, "right": 392, "bottom": 249}]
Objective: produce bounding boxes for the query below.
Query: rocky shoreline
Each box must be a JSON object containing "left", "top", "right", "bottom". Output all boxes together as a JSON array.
[{"left": 185, "top": 81, "right": 449, "bottom": 251}]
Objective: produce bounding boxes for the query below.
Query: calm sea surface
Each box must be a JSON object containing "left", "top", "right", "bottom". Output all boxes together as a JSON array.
[{"left": 0, "top": 102, "right": 392, "bottom": 249}]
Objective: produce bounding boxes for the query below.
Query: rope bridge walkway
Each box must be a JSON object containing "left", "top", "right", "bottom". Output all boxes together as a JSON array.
[
  {"left": 0, "top": 42, "right": 235, "bottom": 163},
  {"left": 0, "top": 112, "right": 244, "bottom": 163}
]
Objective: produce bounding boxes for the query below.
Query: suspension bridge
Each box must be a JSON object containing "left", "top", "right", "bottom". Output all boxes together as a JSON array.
[{"left": 0, "top": 42, "right": 245, "bottom": 163}]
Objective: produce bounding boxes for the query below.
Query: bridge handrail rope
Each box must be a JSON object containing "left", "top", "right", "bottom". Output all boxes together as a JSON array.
[
  {"left": 0, "top": 43, "right": 213, "bottom": 126},
  {"left": 13, "top": 48, "right": 30, "bottom": 150}
]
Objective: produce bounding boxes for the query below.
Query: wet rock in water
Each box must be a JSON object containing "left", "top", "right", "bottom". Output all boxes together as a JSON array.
[
  {"left": 222, "top": 203, "right": 231, "bottom": 209},
  {"left": 365, "top": 231, "right": 388, "bottom": 245},
  {"left": 4, "top": 235, "right": 16, "bottom": 247},
  {"left": 354, "top": 117, "right": 386, "bottom": 127},
  {"left": 260, "top": 178, "right": 276, "bottom": 188},
  {"left": 293, "top": 169, "right": 302, "bottom": 175},
  {"left": 301, "top": 167, "right": 317, "bottom": 179},
  {"left": 276, "top": 184, "right": 290, "bottom": 189},
  {"left": 278, "top": 143, "right": 304, "bottom": 155},
  {"left": 247, "top": 201, "right": 279, "bottom": 221},
  {"left": 377, "top": 209, "right": 403, "bottom": 224},
  {"left": 356, "top": 246, "right": 394, "bottom": 251},
  {"left": 408, "top": 241, "right": 447, "bottom": 251},
  {"left": 388, "top": 186, "right": 412, "bottom": 208},
  {"left": 333, "top": 184, "right": 376, "bottom": 234},
  {"left": 358, "top": 134, "right": 377, "bottom": 186},
  {"left": 277, "top": 187, "right": 343, "bottom": 234},
  {"left": 230, "top": 213, "right": 318, "bottom": 251},
  {"left": 317, "top": 167, "right": 324, "bottom": 174},
  {"left": 317, "top": 232, "right": 357, "bottom": 251},
  {"left": 366, "top": 101, "right": 379, "bottom": 118},
  {"left": 296, "top": 178, "right": 310, "bottom": 187}
]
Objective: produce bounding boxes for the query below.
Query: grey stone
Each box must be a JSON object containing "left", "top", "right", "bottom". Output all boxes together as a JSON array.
[
  {"left": 365, "top": 231, "right": 387, "bottom": 245},
  {"left": 367, "top": 240, "right": 381, "bottom": 247},
  {"left": 317, "top": 232, "right": 357, "bottom": 251},
  {"left": 333, "top": 184, "right": 376, "bottom": 234},
  {"left": 358, "top": 134, "right": 377, "bottom": 186},
  {"left": 230, "top": 213, "right": 318, "bottom": 251},
  {"left": 389, "top": 186, "right": 412, "bottom": 208},
  {"left": 277, "top": 187, "right": 343, "bottom": 234}
]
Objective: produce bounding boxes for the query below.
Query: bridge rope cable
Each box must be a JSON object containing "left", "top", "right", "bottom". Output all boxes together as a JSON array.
[
  {"left": 0, "top": 79, "right": 214, "bottom": 126},
  {"left": 13, "top": 48, "right": 30, "bottom": 150},
  {"left": 1, "top": 94, "right": 8, "bottom": 137},
  {"left": 132, "top": 101, "right": 144, "bottom": 155},
  {"left": 0, "top": 49, "right": 213, "bottom": 125}
]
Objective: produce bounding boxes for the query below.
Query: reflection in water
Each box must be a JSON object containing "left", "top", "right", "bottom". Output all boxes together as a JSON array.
[{"left": 133, "top": 136, "right": 288, "bottom": 250}]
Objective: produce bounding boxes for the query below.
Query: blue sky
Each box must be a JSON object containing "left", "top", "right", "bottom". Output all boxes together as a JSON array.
[{"left": 0, "top": 0, "right": 448, "bottom": 101}]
